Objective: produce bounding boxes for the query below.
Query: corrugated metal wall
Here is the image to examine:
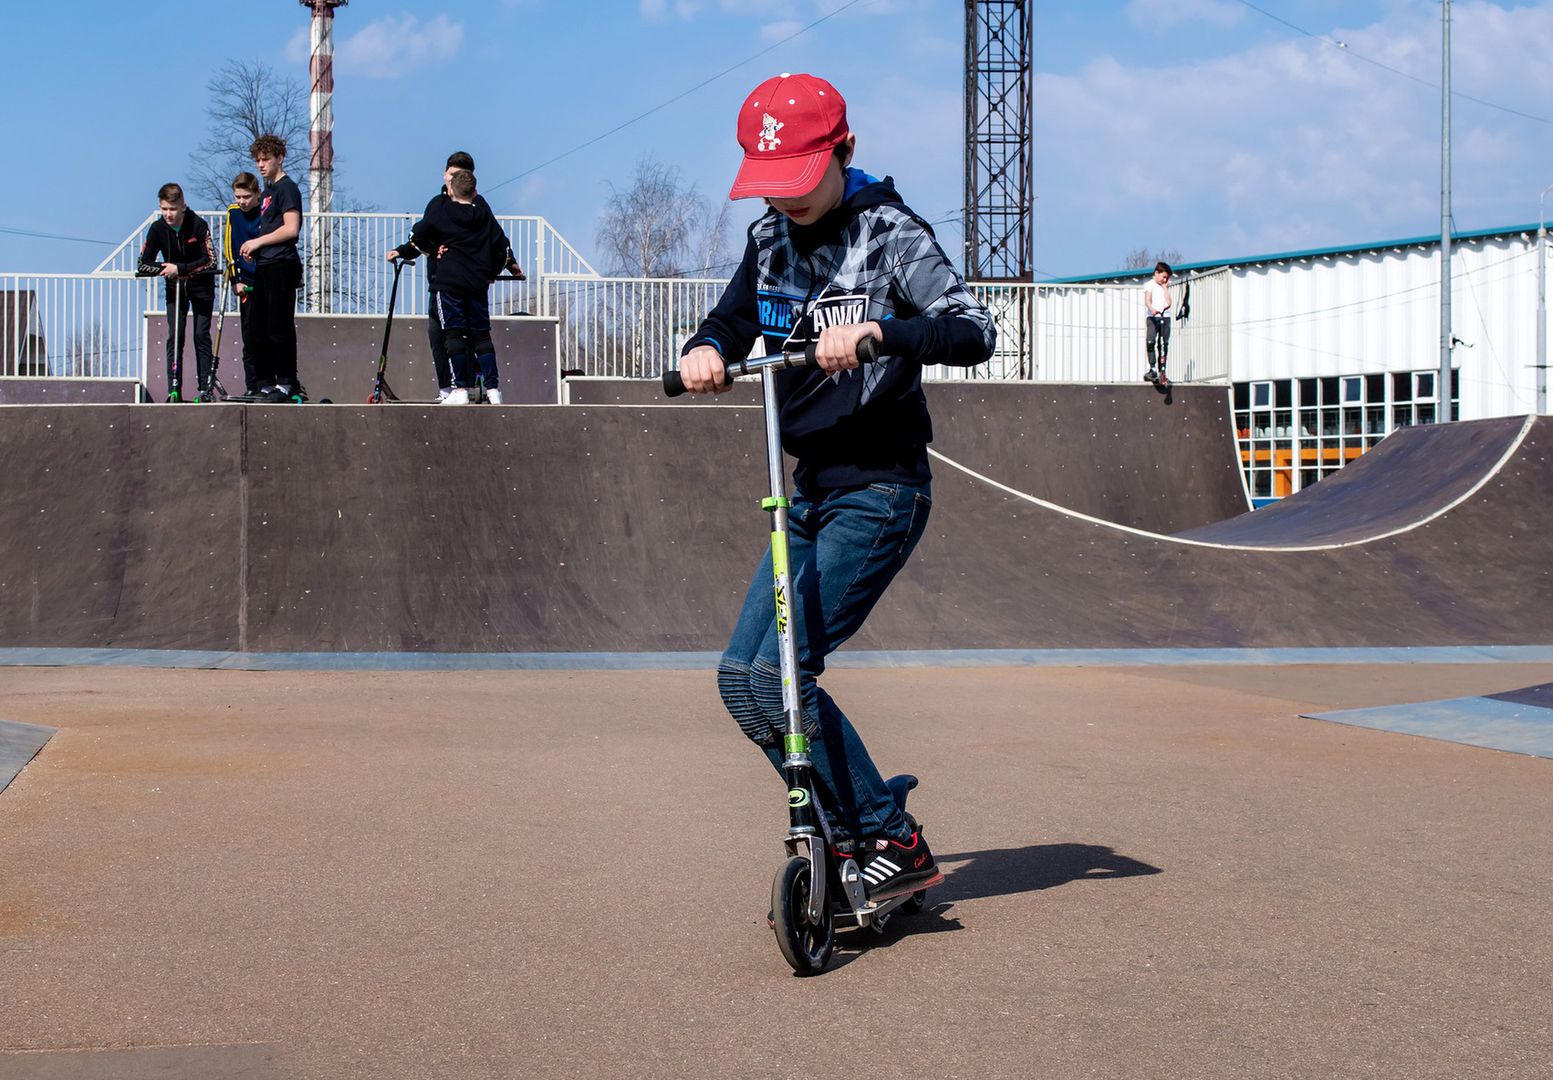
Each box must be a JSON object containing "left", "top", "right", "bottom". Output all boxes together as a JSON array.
[{"left": 1228, "top": 232, "right": 1547, "bottom": 421}]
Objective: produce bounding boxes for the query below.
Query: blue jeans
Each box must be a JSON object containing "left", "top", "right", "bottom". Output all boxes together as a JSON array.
[{"left": 717, "top": 481, "right": 932, "bottom": 842}]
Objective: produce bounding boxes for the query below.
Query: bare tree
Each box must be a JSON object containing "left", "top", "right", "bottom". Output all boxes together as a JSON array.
[
  {"left": 188, "top": 60, "right": 309, "bottom": 210},
  {"left": 1124, "top": 247, "right": 1184, "bottom": 271},
  {"left": 597, "top": 156, "right": 732, "bottom": 277},
  {"left": 688, "top": 199, "right": 735, "bottom": 278}
]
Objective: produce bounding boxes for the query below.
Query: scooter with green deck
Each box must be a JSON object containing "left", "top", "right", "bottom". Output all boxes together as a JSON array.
[{"left": 663, "top": 337, "right": 936, "bottom": 975}]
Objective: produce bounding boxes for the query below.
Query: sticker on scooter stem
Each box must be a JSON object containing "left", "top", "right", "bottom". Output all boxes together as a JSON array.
[
  {"left": 771, "top": 531, "right": 790, "bottom": 635},
  {"left": 787, "top": 788, "right": 811, "bottom": 808}
]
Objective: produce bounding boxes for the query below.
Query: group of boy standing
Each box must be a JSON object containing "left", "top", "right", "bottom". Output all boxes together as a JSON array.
[{"left": 143, "top": 139, "right": 519, "bottom": 404}]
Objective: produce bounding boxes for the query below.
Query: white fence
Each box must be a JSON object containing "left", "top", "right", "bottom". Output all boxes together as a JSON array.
[
  {"left": 1, "top": 272, "right": 146, "bottom": 379},
  {"left": 94, "top": 211, "right": 596, "bottom": 318},
  {"left": 548, "top": 271, "right": 1232, "bottom": 384},
  {"left": 6, "top": 214, "right": 1229, "bottom": 386}
]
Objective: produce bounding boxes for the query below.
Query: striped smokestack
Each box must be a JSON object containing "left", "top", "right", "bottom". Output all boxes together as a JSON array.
[{"left": 301, "top": 0, "right": 346, "bottom": 310}]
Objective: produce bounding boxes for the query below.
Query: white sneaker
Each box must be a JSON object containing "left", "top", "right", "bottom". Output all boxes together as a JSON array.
[
  {"left": 485, "top": 388, "right": 503, "bottom": 405},
  {"left": 437, "top": 388, "right": 452, "bottom": 403},
  {"left": 443, "top": 387, "right": 470, "bottom": 405}
]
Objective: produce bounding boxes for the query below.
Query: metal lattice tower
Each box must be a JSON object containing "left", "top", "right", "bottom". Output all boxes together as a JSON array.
[{"left": 964, "top": 1, "right": 1033, "bottom": 282}]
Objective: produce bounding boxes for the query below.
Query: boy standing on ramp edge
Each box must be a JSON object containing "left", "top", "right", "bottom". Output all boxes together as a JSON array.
[
  {"left": 1144, "top": 260, "right": 1173, "bottom": 386},
  {"left": 676, "top": 73, "right": 996, "bottom": 902},
  {"left": 389, "top": 170, "right": 516, "bottom": 404}
]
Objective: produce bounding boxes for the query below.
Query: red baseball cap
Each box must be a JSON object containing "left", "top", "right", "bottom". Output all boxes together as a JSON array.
[{"left": 729, "top": 73, "right": 849, "bottom": 201}]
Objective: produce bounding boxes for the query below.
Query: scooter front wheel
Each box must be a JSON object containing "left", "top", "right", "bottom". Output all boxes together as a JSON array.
[{"left": 771, "top": 855, "right": 833, "bottom": 975}]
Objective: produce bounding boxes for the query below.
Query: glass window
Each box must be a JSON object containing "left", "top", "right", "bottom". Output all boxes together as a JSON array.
[
  {"left": 1233, "top": 382, "right": 1250, "bottom": 410},
  {"left": 1253, "top": 382, "right": 1272, "bottom": 408},
  {"left": 1392, "top": 372, "right": 1412, "bottom": 402},
  {"left": 1252, "top": 471, "right": 1272, "bottom": 497},
  {"left": 1275, "top": 381, "right": 1293, "bottom": 408},
  {"left": 1415, "top": 371, "right": 1435, "bottom": 401},
  {"left": 1342, "top": 376, "right": 1363, "bottom": 404}
]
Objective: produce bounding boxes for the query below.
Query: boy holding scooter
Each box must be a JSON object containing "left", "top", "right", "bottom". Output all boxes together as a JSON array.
[
  {"left": 676, "top": 74, "right": 996, "bottom": 905},
  {"left": 138, "top": 183, "right": 217, "bottom": 402},
  {"left": 388, "top": 169, "right": 515, "bottom": 404}
]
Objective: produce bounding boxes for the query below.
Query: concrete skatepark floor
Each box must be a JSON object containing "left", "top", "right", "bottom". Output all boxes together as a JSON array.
[{"left": 1, "top": 661, "right": 1550, "bottom": 1079}]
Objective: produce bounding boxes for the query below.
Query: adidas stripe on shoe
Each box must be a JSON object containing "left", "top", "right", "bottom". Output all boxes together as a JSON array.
[{"left": 858, "top": 828, "right": 941, "bottom": 901}]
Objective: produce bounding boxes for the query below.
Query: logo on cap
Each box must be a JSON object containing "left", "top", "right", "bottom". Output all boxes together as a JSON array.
[{"left": 758, "top": 113, "right": 784, "bottom": 153}]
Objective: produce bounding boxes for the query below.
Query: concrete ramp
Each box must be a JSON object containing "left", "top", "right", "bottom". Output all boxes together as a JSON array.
[
  {"left": 1178, "top": 415, "right": 1531, "bottom": 548},
  {"left": 1, "top": 718, "right": 54, "bottom": 795}
]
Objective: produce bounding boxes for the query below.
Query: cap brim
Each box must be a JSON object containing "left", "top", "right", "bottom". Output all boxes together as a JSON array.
[{"left": 727, "top": 147, "right": 832, "bottom": 201}]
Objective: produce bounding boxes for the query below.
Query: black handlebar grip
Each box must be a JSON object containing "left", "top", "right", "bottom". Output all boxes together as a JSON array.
[
  {"left": 802, "top": 337, "right": 881, "bottom": 366},
  {"left": 663, "top": 367, "right": 735, "bottom": 397}
]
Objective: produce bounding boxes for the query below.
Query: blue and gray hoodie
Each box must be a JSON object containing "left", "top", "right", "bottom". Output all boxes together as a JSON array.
[{"left": 683, "top": 169, "right": 996, "bottom": 491}]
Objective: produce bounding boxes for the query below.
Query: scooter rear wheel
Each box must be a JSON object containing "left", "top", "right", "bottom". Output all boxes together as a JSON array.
[{"left": 771, "top": 855, "right": 833, "bottom": 975}]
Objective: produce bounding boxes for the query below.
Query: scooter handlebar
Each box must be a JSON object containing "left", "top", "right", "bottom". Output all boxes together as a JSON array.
[{"left": 662, "top": 336, "right": 879, "bottom": 398}]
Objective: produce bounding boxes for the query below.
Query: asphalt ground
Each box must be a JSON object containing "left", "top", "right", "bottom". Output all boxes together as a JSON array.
[{"left": 1, "top": 662, "right": 1550, "bottom": 1079}]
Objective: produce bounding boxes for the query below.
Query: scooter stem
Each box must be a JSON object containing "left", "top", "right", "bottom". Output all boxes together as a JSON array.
[{"left": 760, "top": 366, "right": 816, "bottom": 839}]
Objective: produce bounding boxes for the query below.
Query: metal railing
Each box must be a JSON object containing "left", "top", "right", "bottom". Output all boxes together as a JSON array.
[
  {"left": 8, "top": 214, "right": 1228, "bottom": 386},
  {"left": 1, "top": 273, "right": 146, "bottom": 379},
  {"left": 95, "top": 211, "right": 596, "bottom": 317},
  {"left": 548, "top": 271, "right": 1233, "bottom": 384}
]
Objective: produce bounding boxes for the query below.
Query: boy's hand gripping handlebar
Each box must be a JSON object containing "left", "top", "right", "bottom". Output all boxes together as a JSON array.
[{"left": 662, "top": 337, "right": 879, "bottom": 398}]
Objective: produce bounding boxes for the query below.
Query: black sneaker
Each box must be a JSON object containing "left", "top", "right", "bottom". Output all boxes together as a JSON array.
[
  {"left": 1144, "top": 367, "right": 1157, "bottom": 382},
  {"left": 859, "top": 827, "right": 941, "bottom": 902},
  {"left": 258, "top": 387, "right": 293, "bottom": 403}
]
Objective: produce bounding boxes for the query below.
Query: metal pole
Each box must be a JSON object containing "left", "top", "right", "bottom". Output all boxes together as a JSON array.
[
  {"left": 1439, "top": 0, "right": 1452, "bottom": 422},
  {"left": 1539, "top": 183, "right": 1551, "bottom": 414}
]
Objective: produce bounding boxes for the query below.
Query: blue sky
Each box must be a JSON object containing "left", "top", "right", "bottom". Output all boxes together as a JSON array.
[{"left": 2, "top": 0, "right": 1551, "bottom": 278}]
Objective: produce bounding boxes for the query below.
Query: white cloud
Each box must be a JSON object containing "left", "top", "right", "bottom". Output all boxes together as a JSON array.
[
  {"left": 640, "top": 0, "right": 701, "bottom": 20},
  {"left": 760, "top": 19, "right": 804, "bottom": 42},
  {"left": 1031, "top": 2, "right": 1553, "bottom": 268},
  {"left": 330, "top": 15, "right": 464, "bottom": 79},
  {"left": 1125, "top": 0, "right": 1244, "bottom": 31}
]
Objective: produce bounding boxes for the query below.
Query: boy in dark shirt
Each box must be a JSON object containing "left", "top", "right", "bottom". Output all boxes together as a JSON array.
[
  {"left": 388, "top": 170, "right": 515, "bottom": 404},
  {"left": 223, "top": 172, "right": 264, "bottom": 396},
  {"left": 676, "top": 74, "right": 996, "bottom": 902},
  {"left": 137, "top": 182, "right": 217, "bottom": 402},
  {"left": 238, "top": 134, "right": 305, "bottom": 403}
]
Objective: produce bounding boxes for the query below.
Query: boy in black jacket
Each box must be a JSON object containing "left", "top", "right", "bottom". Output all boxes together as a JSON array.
[
  {"left": 388, "top": 170, "right": 515, "bottom": 404},
  {"left": 138, "top": 183, "right": 217, "bottom": 402},
  {"left": 676, "top": 74, "right": 996, "bottom": 903}
]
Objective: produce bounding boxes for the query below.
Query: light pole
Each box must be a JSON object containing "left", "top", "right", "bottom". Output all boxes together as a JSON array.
[
  {"left": 1539, "top": 182, "right": 1552, "bottom": 414},
  {"left": 1439, "top": 0, "right": 1452, "bottom": 422}
]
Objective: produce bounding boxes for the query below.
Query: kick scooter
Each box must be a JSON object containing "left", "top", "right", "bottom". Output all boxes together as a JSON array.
[
  {"left": 138, "top": 263, "right": 186, "bottom": 402},
  {"left": 664, "top": 338, "right": 937, "bottom": 975},
  {"left": 200, "top": 272, "right": 233, "bottom": 403},
  {"left": 368, "top": 259, "right": 405, "bottom": 404}
]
